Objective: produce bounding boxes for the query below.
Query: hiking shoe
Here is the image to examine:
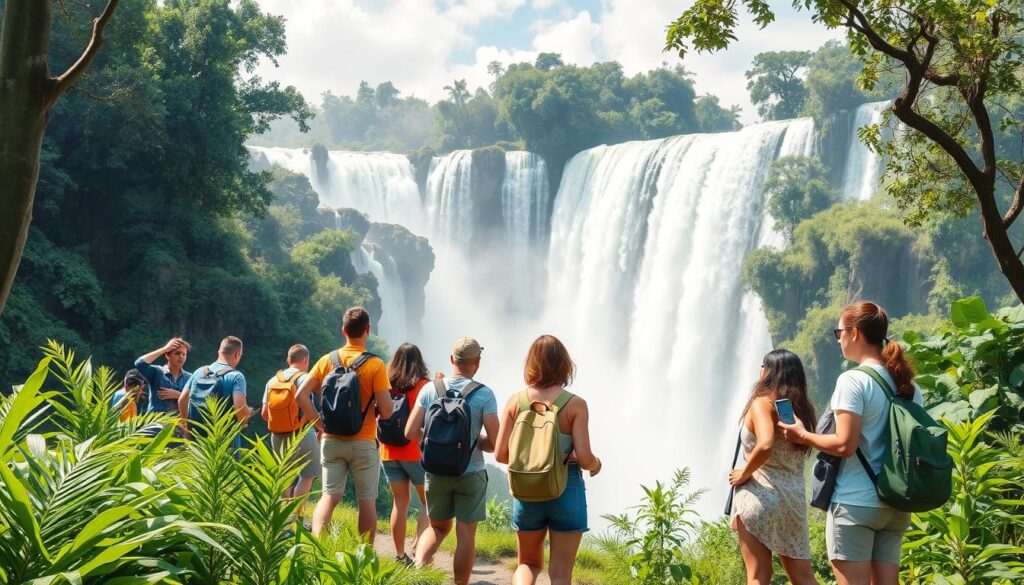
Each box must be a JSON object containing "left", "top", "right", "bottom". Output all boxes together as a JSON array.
[{"left": 396, "top": 553, "right": 414, "bottom": 566}]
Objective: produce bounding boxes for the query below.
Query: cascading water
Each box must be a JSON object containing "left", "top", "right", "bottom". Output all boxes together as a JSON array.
[
  {"left": 502, "top": 151, "right": 551, "bottom": 311},
  {"left": 425, "top": 150, "right": 475, "bottom": 246},
  {"left": 544, "top": 118, "right": 816, "bottom": 517},
  {"left": 350, "top": 242, "right": 407, "bottom": 344},
  {"left": 841, "top": 101, "right": 889, "bottom": 201},
  {"left": 246, "top": 146, "right": 424, "bottom": 229}
]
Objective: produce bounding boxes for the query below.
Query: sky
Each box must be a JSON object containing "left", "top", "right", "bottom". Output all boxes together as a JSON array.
[{"left": 253, "top": 0, "right": 843, "bottom": 124}]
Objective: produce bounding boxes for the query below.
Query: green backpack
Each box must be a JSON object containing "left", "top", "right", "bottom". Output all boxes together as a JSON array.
[
  {"left": 855, "top": 366, "right": 953, "bottom": 512},
  {"left": 507, "top": 391, "right": 574, "bottom": 502}
]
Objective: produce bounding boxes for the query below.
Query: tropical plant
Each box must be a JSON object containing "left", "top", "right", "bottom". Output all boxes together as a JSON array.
[
  {"left": 903, "top": 296, "right": 1024, "bottom": 431},
  {"left": 602, "top": 468, "right": 704, "bottom": 584},
  {"left": 482, "top": 495, "right": 512, "bottom": 532},
  {"left": 901, "top": 410, "right": 1024, "bottom": 583}
]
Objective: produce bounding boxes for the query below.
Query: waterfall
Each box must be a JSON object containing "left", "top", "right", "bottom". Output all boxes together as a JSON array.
[
  {"left": 246, "top": 145, "right": 424, "bottom": 230},
  {"left": 544, "top": 118, "right": 816, "bottom": 515},
  {"left": 502, "top": 151, "right": 551, "bottom": 311},
  {"left": 349, "top": 242, "right": 406, "bottom": 344},
  {"left": 841, "top": 101, "right": 889, "bottom": 201},
  {"left": 425, "top": 150, "right": 475, "bottom": 245}
]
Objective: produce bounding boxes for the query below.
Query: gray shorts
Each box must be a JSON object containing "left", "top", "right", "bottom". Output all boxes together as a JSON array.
[
  {"left": 827, "top": 502, "right": 910, "bottom": 564},
  {"left": 270, "top": 430, "right": 321, "bottom": 479},
  {"left": 382, "top": 459, "right": 425, "bottom": 486}
]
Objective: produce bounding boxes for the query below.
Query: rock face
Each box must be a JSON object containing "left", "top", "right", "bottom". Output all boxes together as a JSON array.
[
  {"left": 469, "top": 146, "right": 506, "bottom": 249},
  {"left": 365, "top": 222, "right": 435, "bottom": 337}
]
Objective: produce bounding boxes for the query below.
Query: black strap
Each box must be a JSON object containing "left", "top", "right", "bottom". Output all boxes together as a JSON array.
[
  {"left": 350, "top": 351, "right": 373, "bottom": 370},
  {"left": 852, "top": 365, "right": 894, "bottom": 485},
  {"left": 724, "top": 430, "right": 742, "bottom": 515},
  {"left": 460, "top": 381, "right": 482, "bottom": 399},
  {"left": 855, "top": 448, "right": 878, "bottom": 484}
]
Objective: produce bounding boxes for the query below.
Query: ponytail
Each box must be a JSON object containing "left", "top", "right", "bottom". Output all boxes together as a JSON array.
[
  {"left": 842, "top": 301, "right": 916, "bottom": 399},
  {"left": 882, "top": 339, "right": 916, "bottom": 399}
]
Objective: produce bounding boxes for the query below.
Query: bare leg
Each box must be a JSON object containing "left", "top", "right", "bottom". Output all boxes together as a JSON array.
[
  {"left": 453, "top": 521, "right": 478, "bottom": 585},
  {"left": 357, "top": 498, "right": 377, "bottom": 545},
  {"left": 390, "top": 480, "right": 411, "bottom": 557},
  {"left": 291, "top": 476, "right": 315, "bottom": 519},
  {"left": 415, "top": 519, "right": 452, "bottom": 568},
  {"left": 780, "top": 555, "right": 819, "bottom": 585},
  {"left": 411, "top": 484, "right": 428, "bottom": 553},
  {"left": 312, "top": 493, "right": 342, "bottom": 537},
  {"left": 870, "top": 561, "right": 900, "bottom": 585},
  {"left": 832, "top": 560, "right": 872, "bottom": 585},
  {"left": 513, "top": 529, "right": 546, "bottom": 585},
  {"left": 735, "top": 516, "right": 773, "bottom": 585},
  {"left": 548, "top": 530, "right": 583, "bottom": 585}
]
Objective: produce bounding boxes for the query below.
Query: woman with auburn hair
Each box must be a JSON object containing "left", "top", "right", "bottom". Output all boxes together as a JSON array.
[
  {"left": 730, "top": 349, "right": 818, "bottom": 585},
  {"left": 495, "top": 335, "right": 602, "bottom": 585},
  {"left": 382, "top": 343, "right": 431, "bottom": 565},
  {"left": 779, "top": 301, "right": 922, "bottom": 585}
]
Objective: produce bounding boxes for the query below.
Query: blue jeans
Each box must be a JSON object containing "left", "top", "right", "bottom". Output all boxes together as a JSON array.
[{"left": 512, "top": 464, "right": 588, "bottom": 532}]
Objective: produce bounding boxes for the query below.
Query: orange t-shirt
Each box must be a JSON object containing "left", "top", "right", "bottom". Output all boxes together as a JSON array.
[
  {"left": 119, "top": 399, "right": 137, "bottom": 422},
  {"left": 380, "top": 377, "right": 428, "bottom": 462},
  {"left": 307, "top": 343, "right": 391, "bottom": 442}
]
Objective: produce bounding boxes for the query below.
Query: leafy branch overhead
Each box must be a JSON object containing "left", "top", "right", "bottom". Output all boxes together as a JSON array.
[{"left": 667, "top": 0, "right": 1024, "bottom": 303}]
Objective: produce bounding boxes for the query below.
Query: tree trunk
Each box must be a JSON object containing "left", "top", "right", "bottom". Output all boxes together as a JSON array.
[
  {"left": 977, "top": 186, "right": 1024, "bottom": 303},
  {"left": 0, "top": 0, "right": 56, "bottom": 317}
]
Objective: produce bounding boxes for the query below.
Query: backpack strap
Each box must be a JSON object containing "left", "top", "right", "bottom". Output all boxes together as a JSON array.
[
  {"left": 275, "top": 370, "right": 288, "bottom": 383},
  {"left": 460, "top": 381, "right": 482, "bottom": 399},
  {"left": 287, "top": 370, "right": 304, "bottom": 384},
  {"left": 349, "top": 351, "right": 373, "bottom": 369},
  {"left": 854, "top": 365, "right": 897, "bottom": 401},
  {"left": 213, "top": 367, "right": 234, "bottom": 378},
  {"left": 329, "top": 350, "right": 341, "bottom": 369},
  {"left": 552, "top": 391, "right": 574, "bottom": 411},
  {"left": 433, "top": 378, "right": 447, "bottom": 396},
  {"left": 517, "top": 389, "right": 530, "bottom": 412}
]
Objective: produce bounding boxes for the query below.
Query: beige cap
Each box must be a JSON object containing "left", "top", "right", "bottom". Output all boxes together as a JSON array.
[{"left": 452, "top": 336, "right": 484, "bottom": 360}]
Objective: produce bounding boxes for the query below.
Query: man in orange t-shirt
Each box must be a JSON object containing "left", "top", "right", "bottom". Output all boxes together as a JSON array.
[{"left": 296, "top": 306, "right": 394, "bottom": 540}]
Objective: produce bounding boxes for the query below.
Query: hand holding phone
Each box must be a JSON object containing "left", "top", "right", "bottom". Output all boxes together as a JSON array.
[{"left": 775, "top": 398, "right": 796, "bottom": 425}]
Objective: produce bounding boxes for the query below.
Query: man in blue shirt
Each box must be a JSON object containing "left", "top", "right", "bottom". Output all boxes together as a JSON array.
[
  {"left": 135, "top": 338, "right": 192, "bottom": 414},
  {"left": 405, "top": 337, "right": 499, "bottom": 585},
  {"left": 179, "top": 336, "right": 252, "bottom": 450}
]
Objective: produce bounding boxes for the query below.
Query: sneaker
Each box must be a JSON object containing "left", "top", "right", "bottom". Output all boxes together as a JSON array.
[{"left": 396, "top": 553, "right": 414, "bottom": 566}]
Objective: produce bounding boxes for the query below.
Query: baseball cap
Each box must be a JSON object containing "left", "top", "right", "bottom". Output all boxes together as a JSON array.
[{"left": 451, "top": 337, "right": 483, "bottom": 361}]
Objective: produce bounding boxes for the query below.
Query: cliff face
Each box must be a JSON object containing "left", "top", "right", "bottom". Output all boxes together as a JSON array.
[
  {"left": 366, "top": 222, "right": 435, "bottom": 337},
  {"left": 469, "top": 146, "right": 506, "bottom": 250}
]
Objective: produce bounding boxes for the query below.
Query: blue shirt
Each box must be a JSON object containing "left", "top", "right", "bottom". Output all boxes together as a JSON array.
[
  {"left": 416, "top": 376, "right": 498, "bottom": 475},
  {"left": 186, "top": 361, "right": 247, "bottom": 449},
  {"left": 134, "top": 357, "right": 191, "bottom": 414}
]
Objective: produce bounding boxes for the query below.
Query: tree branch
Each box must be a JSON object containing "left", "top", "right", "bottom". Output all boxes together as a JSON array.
[
  {"left": 839, "top": 0, "right": 914, "bottom": 64},
  {"left": 1006, "top": 175, "right": 1024, "bottom": 229},
  {"left": 53, "top": 0, "right": 120, "bottom": 96}
]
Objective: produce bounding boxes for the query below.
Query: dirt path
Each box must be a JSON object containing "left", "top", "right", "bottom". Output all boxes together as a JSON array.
[{"left": 373, "top": 532, "right": 551, "bottom": 585}]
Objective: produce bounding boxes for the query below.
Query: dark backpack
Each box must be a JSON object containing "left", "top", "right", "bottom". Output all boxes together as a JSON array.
[
  {"left": 320, "top": 351, "right": 374, "bottom": 436},
  {"left": 420, "top": 379, "right": 481, "bottom": 477},
  {"left": 378, "top": 381, "right": 420, "bottom": 447},
  {"left": 810, "top": 410, "right": 874, "bottom": 510},
  {"left": 188, "top": 365, "right": 235, "bottom": 424}
]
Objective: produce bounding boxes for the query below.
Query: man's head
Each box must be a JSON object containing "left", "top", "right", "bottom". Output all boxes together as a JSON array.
[
  {"left": 123, "top": 369, "right": 147, "bottom": 399},
  {"left": 164, "top": 337, "right": 191, "bottom": 370},
  {"left": 287, "top": 343, "right": 309, "bottom": 371},
  {"left": 342, "top": 306, "right": 371, "bottom": 344},
  {"left": 450, "top": 336, "right": 483, "bottom": 378},
  {"left": 219, "top": 336, "right": 244, "bottom": 368}
]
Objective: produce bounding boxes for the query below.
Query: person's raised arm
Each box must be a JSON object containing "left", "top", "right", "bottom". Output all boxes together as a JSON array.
[
  {"left": 779, "top": 410, "right": 863, "bottom": 457},
  {"left": 494, "top": 395, "right": 519, "bottom": 464},
  {"left": 405, "top": 405, "right": 426, "bottom": 442},
  {"left": 729, "top": 398, "right": 775, "bottom": 486},
  {"left": 138, "top": 339, "right": 179, "bottom": 366},
  {"left": 569, "top": 400, "right": 600, "bottom": 475},
  {"left": 295, "top": 372, "right": 322, "bottom": 431}
]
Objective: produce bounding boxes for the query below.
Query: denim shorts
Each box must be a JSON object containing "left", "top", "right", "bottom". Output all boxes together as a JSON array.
[
  {"left": 512, "top": 464, "right": 588, "bottom": 532},
  {"left": 382, "top": 459, "right": 425, "bottom": 486}
]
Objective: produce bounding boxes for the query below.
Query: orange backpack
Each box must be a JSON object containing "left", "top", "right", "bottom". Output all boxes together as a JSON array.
[{"left": 266, "top": 370, "right": 305, "bottom": 433}]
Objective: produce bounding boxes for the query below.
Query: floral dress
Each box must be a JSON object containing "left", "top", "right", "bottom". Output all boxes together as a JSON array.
[{"left": 730, "top": 419, "right": 811, "bottom": 559}]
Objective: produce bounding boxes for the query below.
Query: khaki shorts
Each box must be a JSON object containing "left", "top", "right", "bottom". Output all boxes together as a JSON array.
[
  {"left": 321, "top": 437, "right": 380, "bottom": 500},
  {"left": 425, "top": 470, "right": 488, "bottom": 523},
  {"left": 827, "top": 502, "right": 910, "bottom": 564},
  {"left": 270, "top": 430, "right": 321, "bottom": 479}
]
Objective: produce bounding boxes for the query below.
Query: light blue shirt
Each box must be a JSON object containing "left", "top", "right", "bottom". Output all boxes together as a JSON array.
[
  {"left": 416, "top": 376, "right": 498, "bottom": 475},
  {"left": 186, "top": 361, "right": 247, "bottom": 449},
  {"left": 831, "top": 363, "right": 923, "bottom": 507}
]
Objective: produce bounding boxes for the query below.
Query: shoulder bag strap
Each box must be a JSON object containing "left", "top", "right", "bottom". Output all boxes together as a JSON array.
[
  {"left": 517, "top": 389, "right": 531, "bottom": 412},
  {"left": 553, "top": 391, "right": 574, "bottom": 411},
  {"left": 329, "top": 350, "right": 341, "bottom": 369},
  {"left": 725, "top": 430, "right": 743, "bottom": 515},
  {"left": 433, "top": 378, "right": 447, "bottom": 396},
  {"left": 351, "top": 351, "right": 373, "bottom": 369},
  {"left": 460, "top": 381, "right": 482, "bottom": 399},
  {"left": 854, "top": 365, "right": 896, "bottom": 401}
]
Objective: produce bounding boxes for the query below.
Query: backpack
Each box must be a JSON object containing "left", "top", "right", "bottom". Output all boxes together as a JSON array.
[
  {"left": 378, "top": 380, "right": 422, "bottom": 447},
  {"left": 809, "top": 410, "right": 874, "bottom": 510},
  {"left": 420, "top": 379, "right": 481, "bottom": 477},
  {"left": 320, "top": 351, "right": 374, "bottom": 436},
  {"left": 266, "top": 370, "right": 305, "bottom": 433},
  {"left": 188, "top": 365, "right": 235, "bottom": 423},
  {"left": 508, "top": 390, "right": 574, "bottom": 502},
  {"left": 854, "top": 366, "right": 953, "bottom": 512}
]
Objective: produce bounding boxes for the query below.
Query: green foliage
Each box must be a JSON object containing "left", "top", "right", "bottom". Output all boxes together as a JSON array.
[
  {"left": 745, "top": 51, "right": 811, "bottom": 121},
  {"left": 902, "top": 297, "right": 1024, "bottom": 431},
  {"left": 693, "top": 94, "right": 741, "bottom": 132},
  {"left": 482, "top": 495, "right": 512, "bottom": 532},
  {"left": 902, "top": 411, "right": 1024, "bottom": 583},
  {"left": 602, "top": 468, "right": 703, "bottom": 584},
  {"left": 801, "top": 40, "right": 873, "bottom": 121},
  {"left": 763, "top": 156, "right": 839, "bottom": 237}
]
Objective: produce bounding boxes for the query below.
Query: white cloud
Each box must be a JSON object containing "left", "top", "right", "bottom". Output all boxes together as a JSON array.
[{"left": 254, "top": 0, "right": 842, "bottom": 122}]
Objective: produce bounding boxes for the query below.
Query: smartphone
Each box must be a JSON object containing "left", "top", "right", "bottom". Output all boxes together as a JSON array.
[{"left": 775, "top": 398, "right": 796, "bottom": 425}]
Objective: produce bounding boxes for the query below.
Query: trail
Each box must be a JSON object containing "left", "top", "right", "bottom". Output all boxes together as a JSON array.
[{"left": 373, "top": 532, "right": 551, "bottom": 585}]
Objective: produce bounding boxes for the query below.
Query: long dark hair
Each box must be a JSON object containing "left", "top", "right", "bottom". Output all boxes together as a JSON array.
[
  {"left": 745, "top": 349, "right": 817, "bottom": 452},
  {"left": 841, "top": 301, "right": 916, "bottom": 398},
  {"left": 388, "top": 343, "right": 429, "bottom": 392}
]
